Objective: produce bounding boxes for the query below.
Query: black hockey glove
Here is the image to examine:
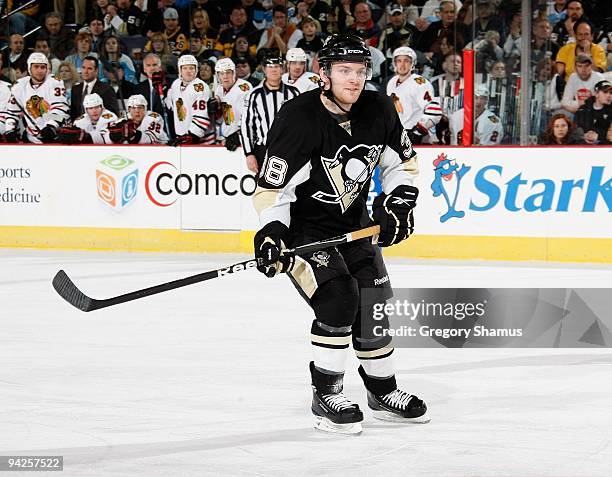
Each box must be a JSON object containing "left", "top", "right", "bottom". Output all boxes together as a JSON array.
[
  {"left": 168, "top": 132, "right": 200, "bottom": 147},
  {"left": 207, "top": 97, "right": 221, "bottom": 118},
  {"left": 124, "top": 120, "right": 142, "bottom": 144},
  {"left": 57, "top": 126, "right": 82, "bottom": 144},
  {"left": 224, "top": 131, "right": 240, "bottom": 151},
  {"left": 406, "top": 123, "right": 428, "bottom": 145},
  {"left": 39, "top": 125, "right": 58, "bottom": 143},
  {"left": 372, "top": 185, "right": 419, "bottom": 247},
  {"left": 5, "top": 129, "right": 20, "bottom": 143},
  {"left": 109, "top": 120, "right": 127, "bottom": 143},
  {"left": 254, "top": 221, "right": 295, "bottom": 278}
]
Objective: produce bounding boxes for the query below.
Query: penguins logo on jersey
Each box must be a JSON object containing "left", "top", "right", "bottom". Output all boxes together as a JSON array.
[
  {"left": 400, "top": 129, "right": 413, "bottom": 158},
  {"left": 311, "top": 251, "right": 330, "bottom": 268},
  {"left": 26, "top": 95, "right": 50, "bottom": 119},
  {"left": 312, "top": 144, "right": 383, "bottom": 213}
]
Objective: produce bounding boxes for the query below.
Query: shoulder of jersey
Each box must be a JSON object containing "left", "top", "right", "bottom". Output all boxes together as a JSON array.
[
  {"left": 101, "top": 112, "right": 114, "bottom": 119},
  {"left": 193, "top": 80, "right": 206, "bottom": 92},
  {"left": 148, "top": 112, "right": 159, "bottom": 118},
  {"left": 487, "top": 114, "right": 500, "bottom": 123},
  {"left": 76, "top": 114, "right": 85, "bottom": 121},
  {"left": 237, "top": 80, "right": 251, "bottom": 91},
  {"left": 413, "top": 75, "right": 427, "bottom": 85},
  {"left": 307, "top": 74, "right": 320, "bottom": 84}
]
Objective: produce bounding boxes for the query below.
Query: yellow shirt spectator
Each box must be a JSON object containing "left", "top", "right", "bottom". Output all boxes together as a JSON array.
[{"left": 556, "top": 43, "right": 607, "bottom": 81}]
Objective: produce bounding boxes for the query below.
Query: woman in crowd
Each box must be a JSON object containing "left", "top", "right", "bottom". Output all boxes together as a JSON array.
[
  {"left": 144, "top": 32, "right": 178, "bottom": 81},
  {"left": 191, "top": 8, "right": 218, "bottom": 52},
  {"left": 58, "top": 61, "right": 79, "bottom": 103},
  {"left": 538, "top": 113, "right": 584, "bottom": 144},
  {"left": 98, "top": 35, "right": 137, "bottom": 84},
  {"left": 198, "top": 59, "right": 215, "bottom": 88}
]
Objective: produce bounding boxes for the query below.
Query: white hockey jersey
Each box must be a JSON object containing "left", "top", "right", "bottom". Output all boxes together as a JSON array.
[
  {"left": 386, "top": 74, "right": 442, "bottom": 131},
  {"left": 281, "top": 71, "right": 320, "bottom": 93},
  {"left": 449, "top": 108, "right": 504, "bottom": 145},
  {"left": 165, "top": 77, "right": 213, "bottom": 141},
  {"left": 74, "top": 109, "right": 117, "bottom": 144},
  {"left": 213, "top": 78, "right": 251, "bottom": 139},
  {"left": 0, "top": 80, "right": 11, "bottom": 135},
  {"left": 5, "top": 75, "right": 69, "bottom": 143},
  {"left": 133, "top": 111, "right": 169, "bottom": 144}
]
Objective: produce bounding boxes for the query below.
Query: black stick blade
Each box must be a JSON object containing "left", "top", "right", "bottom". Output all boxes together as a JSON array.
[{"left": 52, "top": 270, "right": 95, "bottom": 312}]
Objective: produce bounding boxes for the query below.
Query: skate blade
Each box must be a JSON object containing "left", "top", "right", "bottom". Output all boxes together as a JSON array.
[
  {"left": 372, "top": 410, "right": 431, "bottom": 424},
  {"left": 313, "top": 416, "right": 363, "bottom": 435}
]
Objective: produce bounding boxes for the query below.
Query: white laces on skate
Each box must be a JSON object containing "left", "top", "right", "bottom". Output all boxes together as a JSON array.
[
  {"left": 382, "top": 390, "right": 413, "bottom": 410},
  {"left": 322, "top": 393, "right": 356, "bottom": 412}
]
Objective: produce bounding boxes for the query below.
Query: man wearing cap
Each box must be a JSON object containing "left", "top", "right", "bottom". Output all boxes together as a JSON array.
[
  {"left": 378, "top": 3, "right": 419, "bottom": 73},
  {"left": 241, "top": 54, "right": 300, "bottom": 173},
  {"left": 556, "top": 19, "right": 606, "bottom": 81},
  {"left": 561, "top": 53, "right": 604, "bottom": 114},
  {"left": 574, "top": 80, "right": 612, "bottom": 144},
  {"left": 162, "top": 8, "right": 189, "bottom": 56}
]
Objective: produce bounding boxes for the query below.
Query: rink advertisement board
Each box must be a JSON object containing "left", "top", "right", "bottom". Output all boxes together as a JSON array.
[{"left": 0, "top": 145, "right": 610, "bottom": 261}]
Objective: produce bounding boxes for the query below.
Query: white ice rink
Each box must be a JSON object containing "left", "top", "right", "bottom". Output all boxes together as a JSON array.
[{"left": 1, "top": 249, "right": 611, "bottom": 477}]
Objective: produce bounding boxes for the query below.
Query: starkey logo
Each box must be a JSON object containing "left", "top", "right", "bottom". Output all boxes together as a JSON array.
[{"left": 431, "top": 154, "right": 611, "bottom": 222}]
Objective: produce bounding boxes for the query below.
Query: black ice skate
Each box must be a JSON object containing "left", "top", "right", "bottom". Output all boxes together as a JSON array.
[
  {"left": 358, "top": 365, "right": 430, "bottom": 423},
  {"left": 310, "top": 362, "right": 363, "bottom": 435}
]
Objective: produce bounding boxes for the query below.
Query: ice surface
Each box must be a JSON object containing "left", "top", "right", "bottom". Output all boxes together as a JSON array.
[{"left": 1, "top": 250, "right": 611, "bottom": 476}]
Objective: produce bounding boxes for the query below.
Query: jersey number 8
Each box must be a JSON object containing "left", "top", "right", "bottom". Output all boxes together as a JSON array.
[{"left": 263, "top": 156, "right": 288, "bottom": 187}]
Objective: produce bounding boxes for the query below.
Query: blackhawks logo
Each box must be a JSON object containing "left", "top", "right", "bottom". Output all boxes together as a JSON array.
[
  {"left": 194, "top": 83, "right": 204, "bottom": 92},
  {"left": 26, "top": 95, "right": 50, "bottom": 119},
  {"left": 221, "top": 102, "right": 234, "bottom": 125},
  {"left": 312, "top": 144, "right": 382, "bottom": 213},
  {"left": 238, "top": 83, "right": 250, "bottom": 92},
  {"left": 176, "top": 98, "right": 186, "bottom": 121},
  {"left": 414, "top": 76, "right": 426, "bottom": 85}
]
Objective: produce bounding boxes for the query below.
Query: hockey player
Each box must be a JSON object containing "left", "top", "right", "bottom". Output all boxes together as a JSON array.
[
  {"left": 211, "top": 57, "right": 251, "bottom": 151},
  {"left": 58, "top": 93, "right": 117, "bottom": 144},
  {"left": 449, "top": 85, "right": 504, "bottom": 145},
  {"left": 165, "top": 54, "right": 214, "bottom": 145},
  {"left": 253, "top": 34, "right": 428, "bottom": 435},
  {"left": 0, "top": 79, "right": 10, "bottom": 138},
  {"left": 241, "top": 54, "right": 300, "bottom": 173},
  {"left": 4, "top": 52, "right": 69, "bottom": 143},
  {"left": 109, "top": 94, "right": 168, "bottom": 144},
  {"left": 386, "top": 46, "right": 442, "bottom": 144},
  {"left": 282, "top": 47, "right": 320, "bottom": 93}
]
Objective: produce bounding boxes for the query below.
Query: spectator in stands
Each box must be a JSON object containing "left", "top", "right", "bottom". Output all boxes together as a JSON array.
[
  {"left": 58, "top": 61, "right": 79, "bottom": 103},
  {"left": 574, "top": 79, "right": 612, "bottom": 144},
  {"left": 503, "top": 11, "right": 521, "bottom": 72},
  {"left": 99, "top": 35, "right": 137, "bottom": 85},
  {"left": 295, "top": 16, "right": 324, "bottom": 57},
  {"left": 243, "top": 0, "right": 268, "bottom": 30},
  {"left": 58, "top": 93, "right": 118, "bottom": 144},
  {"left": 54, "top": 0, "right": 86, "bottom": 26},
  {"left": 552, "top": 0, "right": 584, "bottom": 48},
  {"left": 134, "top": 53, "right": 170, "bottom": 116},
  {"left": 109, "top": 94, "right": 169, "bottom": 144},
  {"left": 191, "top": 8, "right": 219, "bottom": 52},
  {"left": 379, "top": 3, "right": 420, "bottom": 72},
  {"left": 328, "top": 0, "right": 355, "bottom": 34},
  {"left": 556, "top": 20, "right": 606, "bottom": 81},
  {"left": 103, "top": 0, "right": 146, "bottom": 36},
  {"left": 418, "top": 1, "right": 465, "bottom": 56},
  {"left": 531, "top": 17, "right": 558, "bottom": 70},
  {"left": 0, "top": 55, "right": 11, "bottom": 82},
  {"left": 70, "top": 56, "right": 119, "bottom": 119},
  {"left": 547, "top": 0, "right": 566, "bottom": 26},
  {"left": 235, "top": 56, "right": 260, "bottom": 87},
  {"left": 488, "top": 60, "right": 507, "bottom": 79},
  {"left": 5, "top": 0, "right": 39, "bottom": 37},
  {"left": 299, "top": 0, "right": 331, "bottom": 33},
  {"left": 561, "top": 54, "right": 604, "bottom": 114},
  {"left": 64, "top": 33, "right": 96, "bottom": 78},
  {"left": 471, "top": 30, "right": 503, "bottom": 74},
  {"left": 471, "top": 0, "right": 505, "bottom": 44},
  {"left": 198, "top": 59, "right": 215, "bottom": 87},
  {"left": 2, "top": 34, "right": 28, "bottom": 74},
  {"left": 428, "top": 31, "right": 464, "bottom": 76},
  {"left": 257, "top": 6, "right": 303, "bottom": 56},
  {"left": 420, "top": 0, "right": 462, "bottom": 22},
  {"left": 34, "top": 36, "right": 61, "bottom": 75},
  {"left": 160, "top": 8, "right": 189, "bottom": 56},
  {"left": 144, "top": 32, "right": 179, "bottom": 80},
  {"left": 349, "top": 2, "right": 381, "bottom": 47},
  {"left": 190, "top": 32, "right": 217, "bottom": 63},
  {"left": 44, "top": 12, "right": 75, "bottom": 60},
  {"left": 538, "top": 113, "right": 583, "bottom": 144},
  {"left": 83, "top": 17, "right": 108, "bottom": 53},
  {"left": 230, "top": 34, "right": 257, "bottom": 64},
  {"left": 215, "top": 5, "right": 259, "bottom": 58},
  {"left": 192, "top": 0, "right": 225, "bottom": 31}
]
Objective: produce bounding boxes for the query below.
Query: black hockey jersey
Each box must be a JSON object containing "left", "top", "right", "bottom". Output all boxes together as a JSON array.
[{"left": 253, "top": 90, "right": 419, "bottom": 238}]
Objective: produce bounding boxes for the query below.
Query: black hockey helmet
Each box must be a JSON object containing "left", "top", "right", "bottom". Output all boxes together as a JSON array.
[
  {"left": 261, "top": 52, "right": 284, "bottom": 67},
  {"left": 318, "top": 33, "right": 372, "bottom": 76}
]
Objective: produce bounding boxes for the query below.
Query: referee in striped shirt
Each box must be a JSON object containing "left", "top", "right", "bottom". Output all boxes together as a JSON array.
[{"left": 241, "top": 53, "right": 300, "bottom": 174}]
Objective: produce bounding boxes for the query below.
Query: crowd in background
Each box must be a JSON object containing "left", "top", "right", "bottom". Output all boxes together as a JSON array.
[{"left": 0, "top": 0, "right": 611, "bottom": 146}]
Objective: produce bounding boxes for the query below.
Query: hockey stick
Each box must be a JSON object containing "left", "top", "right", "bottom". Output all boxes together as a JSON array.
[{"left": 52, "top": 225, "right": 380, "bottom": 312}]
